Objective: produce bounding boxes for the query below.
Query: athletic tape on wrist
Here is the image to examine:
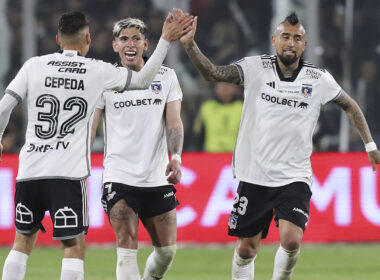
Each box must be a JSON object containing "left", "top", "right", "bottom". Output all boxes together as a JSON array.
[
  {"left": 365, "top": 142, "right": 377, "bottom": 152},
  {"left": 171, "top": 154, "right": 181, "bottom": 164}
]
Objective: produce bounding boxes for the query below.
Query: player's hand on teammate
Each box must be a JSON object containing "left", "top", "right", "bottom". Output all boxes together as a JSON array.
[
  {"left": 161, "top": 8, "right": 193, "bottom": 42},
  {"left": 166, "top": 160, "right": 181, "bottom": 184},
  {"left": 368, "top": 150, "right": 380, "bottom": 173}
]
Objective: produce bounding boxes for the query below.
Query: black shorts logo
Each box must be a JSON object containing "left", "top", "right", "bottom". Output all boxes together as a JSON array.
[
  {"left": 15, "top": 203, "right": 34, "bottom": 224},
  {"left": 54, "top": 206, "right": 78, "bottom": 228}
]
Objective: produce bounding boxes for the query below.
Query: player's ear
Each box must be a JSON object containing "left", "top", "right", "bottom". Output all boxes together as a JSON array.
[
  {"left": 56, "top": 34, "right": 61, "bottom": 48},
  {"left": 112, "top": 40, "right": 119, "bottom": 53},
  {"left": 143, "top": 38, "right": 149, "bottom": 52},
  {"left": 85, "top": 33, "right": 91, "bottom": 46}
]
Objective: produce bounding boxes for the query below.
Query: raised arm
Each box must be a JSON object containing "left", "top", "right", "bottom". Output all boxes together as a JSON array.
[
  {"left": 165, "top": 100, "right": 184, "bottom": 184},
  {"left": 128, "top": 11, "right": 193, "bottom": 90},
  {"left": 179, "top": 16, "right": 242, "bottom": 84},
  {"left": 334, "top": 90, "right": 380, "bottom": 172}
]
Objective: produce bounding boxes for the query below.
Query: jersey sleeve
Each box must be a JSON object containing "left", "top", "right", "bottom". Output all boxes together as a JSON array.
[
  {"left": 320, "top": 70, "right": 342, "bottom": 105},
  {"left": 5, "top": 58, "right": 32, "bottom": 103},
  {"left": 166, "top": 70, "right": 183, "bottom": 103},
  {"left": 96, "top": 92, "right": 106, "bottom": 109},
  {"left": 233, "top": 56, "right": 262, "bottom": 87},
  {"left": 102, "top": 62, "right": 131, "bottom": 92}
]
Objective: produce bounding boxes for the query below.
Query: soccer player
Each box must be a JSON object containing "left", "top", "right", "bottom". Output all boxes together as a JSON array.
[
  {"left": 0, "top": 10, "right": 192, "bottom": 280},
  {"left": 179, "top": 11, "right": 380, "bottom": 280},
  {"left": 91, "top": 16, "right": 184, "bottom": 280}
]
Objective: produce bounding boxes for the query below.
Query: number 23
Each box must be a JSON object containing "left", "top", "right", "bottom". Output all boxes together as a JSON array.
[{"left": 232, "top": 194, "right": 248, "bottom": 215}]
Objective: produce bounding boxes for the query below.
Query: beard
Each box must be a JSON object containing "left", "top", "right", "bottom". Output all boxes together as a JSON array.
[{"left": 277, "top": 53, "right": 299, "bottom": 66}]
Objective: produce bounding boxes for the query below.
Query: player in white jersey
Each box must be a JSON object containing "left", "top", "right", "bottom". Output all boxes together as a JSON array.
[
  {"left": 0, "top": 11, "right": 193, "bottom": 280},
  {"left": 91, "top": 17, "right": 183, "bottom": 280},
  {"left": 179, "top": 11, "right": 380, "bottom": 280}
]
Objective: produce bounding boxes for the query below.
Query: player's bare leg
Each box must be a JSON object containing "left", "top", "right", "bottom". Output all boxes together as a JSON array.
[
  {"left": 110, "top": 199, "right": 140, "bottom": 280},
  {"left": 142, "top": 208, "right": 177, "bottom": 280},
  {"left": 60, "top": 235, "right": 85, "bottom": 280},
  {"left": 2, "top": 231, "right": 38, "bottom": 280},
  {"left": 232, "top": 232, "right": 262, "bottom": 280},
  {"left": 272, "top": 219, "right": 303, "bottom": 280}
]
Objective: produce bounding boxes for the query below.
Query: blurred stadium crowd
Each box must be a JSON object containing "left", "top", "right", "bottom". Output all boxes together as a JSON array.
[{"left": 1, "top": 0, "right": 379, "bottom": 153}]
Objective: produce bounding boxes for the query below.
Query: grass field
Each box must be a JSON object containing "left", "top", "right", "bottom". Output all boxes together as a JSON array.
[{"left": 1, "top": 244, "right": 379, "bottom": 279}]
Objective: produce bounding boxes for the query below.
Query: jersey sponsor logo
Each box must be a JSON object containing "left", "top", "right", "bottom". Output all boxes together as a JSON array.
[
  {"left": 47, "top": 60, "right": 87, "bottom": 74},
  {"left": 45, "top": 76, "right": 85, "bottom": 91},
  {"left": 266, "top": 81, "right": 275, "bottom": 89},
  {"left": 54, "top": 206, "right": 78, "bottom": 228},
  {"left": 301, "top": 84, "right": 312, "bottom": 98},
  {"left": 262, "top": 60, "right": 272, "bottom": 69},
  {"left": 151, "top": 83, "right": 162, "bottom": 94},
  {"left": 26, "top": 141, "right": 70, "bottom": 153},
  {"left": 305, "top": 68, "right": 322, "bottom": 79},
  {"left": 157, "top": 68, "right": 168, "bottom": 75},
  {"left": 261, "top": 93, "right": 308, "bottom": 109},
  {"left": 114, "top": 98, "right": 163, "bottom": 109},
  {"left": 15, "top": 203, "right": 33, "bottom": 224}
]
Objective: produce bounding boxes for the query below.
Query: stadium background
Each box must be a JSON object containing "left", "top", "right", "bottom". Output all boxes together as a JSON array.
[{"left": 0, "top": 0, "right": 379, "bottom": 279}]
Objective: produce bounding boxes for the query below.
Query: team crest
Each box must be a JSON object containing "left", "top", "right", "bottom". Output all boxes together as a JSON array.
[
  {"left": 228, "top": 214, "right": 238, "bottom": 229},
  {"left": 301, "top": 84, "right": 312, "bottom": 98},
  {"left": 151, "top": 83, "right": 162, "bottom": 94}
]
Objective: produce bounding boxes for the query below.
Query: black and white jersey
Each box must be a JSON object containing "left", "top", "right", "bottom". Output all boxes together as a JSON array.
[
  {"left": 233, "top": 55, "right": 341, "bottom": 187},
  {"left": 98, "top": 65, "right": 182, "bottom": 187},
  {"left": 6, "top": 50, "right": 142, "bottom": 181}
]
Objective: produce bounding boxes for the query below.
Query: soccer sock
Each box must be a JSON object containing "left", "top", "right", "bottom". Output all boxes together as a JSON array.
[
  {"left": 272, "top": 245, "right": 300, "bottom": 280},
  {"left": 2, "top": 250, "right": 28, "bottom": 280},
  {"left": 116, "top": 248, "right": 140, "bottom": 280},
  {"left": 60, "top": 258, "right": 84, "bottom": 280},
  {"left": 142, "top": 245, "right": 176, "bottom": 280},
  {"left": 232, "top": 249, "right": 255, "bottom": 280}
]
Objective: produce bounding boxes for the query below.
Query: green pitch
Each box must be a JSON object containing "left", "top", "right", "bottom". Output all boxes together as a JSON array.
[{"left": 1, "top": 244, "right": 379, "bottom": 279}]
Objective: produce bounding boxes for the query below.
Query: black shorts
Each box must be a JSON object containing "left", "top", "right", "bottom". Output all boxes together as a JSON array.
[
  {"left": 15, "top": 179, "right": 89, "bottom": 240},
  {"left": 101, "top": 182, "right": 179, "bottom": 220},
  {"left": 228, "top": 181, "right": 312, "bottom": 238}
]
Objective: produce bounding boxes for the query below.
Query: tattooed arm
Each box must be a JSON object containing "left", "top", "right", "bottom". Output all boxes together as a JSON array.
[
  {"left": 165, "top": 100, "right": 183, "bottom": 184},
  {"left": 179, "top": 16, "right": 242, "bottom": 84},
  {"left": 334, "top": 90, "right": 380, "bottom": 172}
]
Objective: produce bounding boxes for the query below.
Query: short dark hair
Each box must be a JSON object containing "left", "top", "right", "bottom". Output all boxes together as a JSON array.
[
  {"left": 58, "top": 11, "right": 89, "bottom": 34},
  {"left": 283, "top": 12, "right": 300, "bottom": 26}
]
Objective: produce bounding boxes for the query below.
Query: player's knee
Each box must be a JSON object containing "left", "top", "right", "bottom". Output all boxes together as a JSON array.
[
  {"left": 61, "top": 237, "right": 86, "bottom": 257},
  {"left": 154, "top": 245, "right": 176, "bottom": 265},
  {"left": 237, "top": 245, "right": 258, "bottom": 259},
  {"left": 280, "top": 238, "right": 301, "bottom": 251},
  {"left": 116, "top": 230, "right": 138, "bottom": 248}
]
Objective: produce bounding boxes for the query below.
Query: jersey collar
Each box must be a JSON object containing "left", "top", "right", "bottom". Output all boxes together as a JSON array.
[
  {"left": 274, "top": 57, "right": 303, "bottom": 82},
  {"left": 58, "top": 49, "right": 82, "bottom": 57}
]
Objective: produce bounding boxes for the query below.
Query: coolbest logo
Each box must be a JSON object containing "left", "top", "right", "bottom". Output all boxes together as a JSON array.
[
  {"left": 261, "top": 93, "right": 308, "bottom": 109},
  {"left": 114, "top": 98, "right": 163, "bottom": 109}
]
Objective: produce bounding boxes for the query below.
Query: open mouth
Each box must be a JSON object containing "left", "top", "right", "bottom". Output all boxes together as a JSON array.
[{"left": 124, "top": 51, "right": 137, "bottom": 61}]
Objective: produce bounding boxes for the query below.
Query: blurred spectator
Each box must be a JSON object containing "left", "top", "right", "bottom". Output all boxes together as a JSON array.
[{"left": 193, "top": 82, "right": 243, "bottom": 152}]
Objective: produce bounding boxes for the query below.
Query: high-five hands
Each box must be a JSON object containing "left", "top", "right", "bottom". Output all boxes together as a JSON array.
[{"left": 161, "top": 8, "right": 194, "bottom": 42}]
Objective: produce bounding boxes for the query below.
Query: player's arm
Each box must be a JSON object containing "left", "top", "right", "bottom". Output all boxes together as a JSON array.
[
  {"left": 333, "top": 89, "right": 380, "bottom": 172},
  {"left": 179, "top": 16, "right": 242, "bottom": 84},
  {"left": 165, "top": 100, "right": 183, "bottom": 184},
  {"left": 127, "top": 10, "right": 193, "bottom": 90},
  {"left": 91, "top": 108, "right": 103, "bottom": 149},
  {"left": 0, "top": 94, "right": 19, "bottom": 161}
]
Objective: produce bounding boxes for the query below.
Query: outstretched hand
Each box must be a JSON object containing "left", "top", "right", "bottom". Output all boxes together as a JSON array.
[
  {"left": 161, "top": 8, "right": 194, "bottom": 42},
  {"left": 368, "top": 150, "right": 380, "bottom": 173},
  {"left": 166, "top": 160, "right": 181, "bottom": 184}
]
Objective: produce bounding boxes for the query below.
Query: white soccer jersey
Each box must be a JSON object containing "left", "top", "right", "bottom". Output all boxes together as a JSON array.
[
  {"left": 98, "top": 65, "right": 182, "bottom": 187},
  {"left": 233, "top": 55, "right": 341, "bottom": 187},
  {"left": 6, "top": 50, "right": 152, "bottom": 181}
]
